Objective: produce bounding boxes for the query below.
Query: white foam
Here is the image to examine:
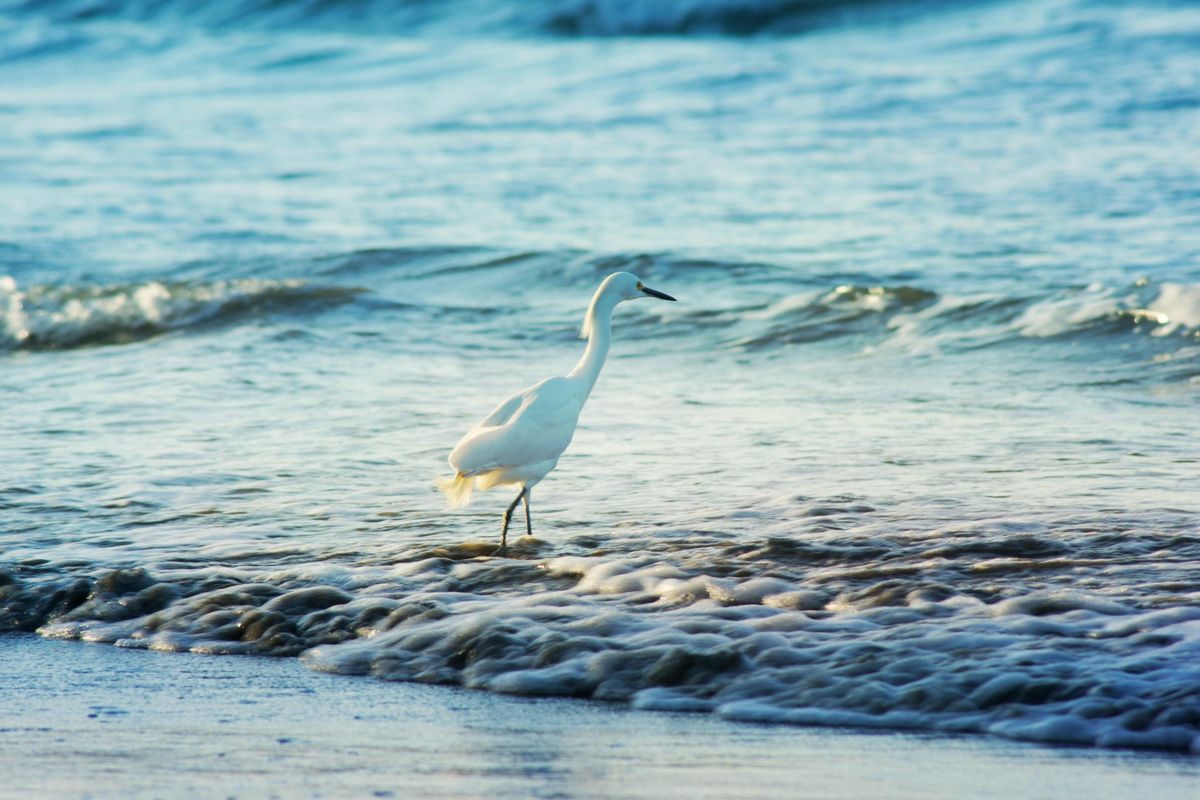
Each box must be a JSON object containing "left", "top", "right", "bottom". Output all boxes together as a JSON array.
[
  {"left": 1013, "top": 281, "right": 1200, "bottom": 340},
  {"left": 19, "top": 532, "right": 1200, "bottom": 755},
  {"left": 1013, "top": 285, "right": 1121, "bottom": 338},
  {"left": 1146, "top": 282, "right": 1200, "bottom": 334}
]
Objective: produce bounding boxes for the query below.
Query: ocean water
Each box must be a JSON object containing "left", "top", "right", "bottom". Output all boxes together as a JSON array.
[{"left": 2, "top": 0, "right": 1199, "bottom": 753}]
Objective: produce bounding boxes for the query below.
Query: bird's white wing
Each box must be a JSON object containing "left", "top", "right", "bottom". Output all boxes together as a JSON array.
[
  {"left": 477, "top": 391, "right": 524, "bottom": 428},
  {"left": 449, "top": 377, "right": 582, "bottom": 475}
]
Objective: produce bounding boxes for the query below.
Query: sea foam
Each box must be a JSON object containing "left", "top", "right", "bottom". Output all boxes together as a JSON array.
[{"left": 11, "top": 523, "right": 1200, "bottom": 755}]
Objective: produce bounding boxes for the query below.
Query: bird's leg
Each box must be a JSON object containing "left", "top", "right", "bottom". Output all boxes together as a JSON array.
[
  {"left": 523, "top": 490, "right": 532, "bottom": 537},
  {"left": 498, "top": 489, "right": 525, "bottom": 555}
]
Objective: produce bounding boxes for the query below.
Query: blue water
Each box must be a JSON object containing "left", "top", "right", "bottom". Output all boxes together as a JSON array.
[{"left": 2, "top": 0, "right": 1199, "bottom": 753}]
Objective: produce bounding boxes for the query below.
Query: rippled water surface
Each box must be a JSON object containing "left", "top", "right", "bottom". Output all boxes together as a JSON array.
[{"left": 2, "top": 0, "right": 1199, "bottom": 753}]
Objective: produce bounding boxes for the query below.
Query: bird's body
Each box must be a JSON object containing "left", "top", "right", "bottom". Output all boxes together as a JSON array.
[
  {"left": 446, "top": 376, "right": 579, "bottom": 494},
  {"left": 438, "top": 271, "right": 676, "bottom": 553}
]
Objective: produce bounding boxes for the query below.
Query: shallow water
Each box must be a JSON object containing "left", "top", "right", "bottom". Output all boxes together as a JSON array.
[
  {"left": 6, "top": 635, "right": 1200, "bottom": 799},
  {"left": 2, "top": 0, "right": 1199, "bottom": 754}
]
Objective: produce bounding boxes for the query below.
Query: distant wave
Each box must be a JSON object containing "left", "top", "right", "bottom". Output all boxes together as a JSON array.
[
  {"left": 3, "top": 0, "right": 952, "bottom": 36},
  {"left": 725, "top": 280, "right": 1200, "bottom": 352},
  {"left": 542, "top": 0, "right": 891, "bottom": 35},
  {"left": 612, "top": 271, "right": 1200, "bottom": 366},
  {"left": 290, "top": 247, "right": 1200, "bottom": 376},
  {"left": 0, "top": 276, "right": 359, "bottom": 351},
  {"left": 6, "top": 248, "right": 1197, "bottom": 379},
  {"left": 722, "top": 284, "right": 940, "bottom": 348}
]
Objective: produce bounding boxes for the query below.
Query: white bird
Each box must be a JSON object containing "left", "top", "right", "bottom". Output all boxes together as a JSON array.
[{"left": 437, "top": 271, "right": 677, "bottom": 554}]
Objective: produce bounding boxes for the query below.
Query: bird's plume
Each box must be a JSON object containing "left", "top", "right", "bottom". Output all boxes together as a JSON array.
[
  {"left": 580, "top": 305, "right": 594, "bottom": 339},
  {"left": 437, "top": 472, "right": 475, "bottom": 508},
  {"left": 581, "top": 290, "right": 603, "bottom": 339}
]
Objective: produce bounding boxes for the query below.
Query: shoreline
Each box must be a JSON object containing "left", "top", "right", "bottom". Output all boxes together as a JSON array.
[{"left": 2, "top": 634, "right": 1197, "bottom": 799}]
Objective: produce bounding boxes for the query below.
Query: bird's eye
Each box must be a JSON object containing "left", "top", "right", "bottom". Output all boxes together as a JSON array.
[{"left": 636, "top": 282, "right": 644, "bottom": 290}]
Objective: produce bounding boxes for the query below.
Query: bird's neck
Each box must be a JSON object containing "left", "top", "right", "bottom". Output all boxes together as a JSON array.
[{"left": 567, "top": 291, "right": 617, "bottom": 398}]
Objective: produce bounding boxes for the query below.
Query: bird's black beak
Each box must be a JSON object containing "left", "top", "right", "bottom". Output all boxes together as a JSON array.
[{"left": 640, "top": 285, "right": 677, "bottom": 301}]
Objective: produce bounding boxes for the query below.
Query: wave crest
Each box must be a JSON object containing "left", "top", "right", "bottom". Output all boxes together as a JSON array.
[
  {"left": 0, "top": 275, "right": 359, "bottom": 351},
  {"left": 728, "top": 284, "right": 938, "bottom": 349},
  {"left": 636, "top": 277, "right": 1200, "bottom": 366}
]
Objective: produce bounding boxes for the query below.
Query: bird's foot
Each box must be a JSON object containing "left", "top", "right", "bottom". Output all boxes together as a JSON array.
[{"left": 494, "top": 544, "right": 508, "bottom": 557}]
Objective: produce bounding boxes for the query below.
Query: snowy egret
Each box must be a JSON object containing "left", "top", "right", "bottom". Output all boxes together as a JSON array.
[{"left": 437, "top": 271, "right": 677, "bottom": 554}]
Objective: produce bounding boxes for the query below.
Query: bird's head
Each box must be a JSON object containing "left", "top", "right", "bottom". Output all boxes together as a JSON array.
[
  {"left": 602, "top": 271, "right": 677, "bottom": 303},
  {"left": 581, "top": 272, "right": 677, "bottom": 339}
]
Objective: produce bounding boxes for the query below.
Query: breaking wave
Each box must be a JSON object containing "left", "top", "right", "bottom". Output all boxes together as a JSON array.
[
  {"left": 694, "top": 280, "right": 1200, "bottom": 351},
  {"left": 294, "top": 246, "right": 1200, "bottom": 354},
  {"left": 0, "top": 275, "right": 359, "bottom": 351},
  {"left": 6, "top": 250, "right": 1197, "bottom": 386}
]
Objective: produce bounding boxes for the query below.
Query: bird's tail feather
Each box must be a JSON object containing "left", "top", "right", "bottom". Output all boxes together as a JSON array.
[{"left": 437, "top": 472, "right": 475, "bottom": 508}]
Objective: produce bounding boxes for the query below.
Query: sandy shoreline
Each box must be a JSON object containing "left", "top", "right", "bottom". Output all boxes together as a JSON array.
[{"left": 0, "top": 634, "right": 1196, "bottom": 799}]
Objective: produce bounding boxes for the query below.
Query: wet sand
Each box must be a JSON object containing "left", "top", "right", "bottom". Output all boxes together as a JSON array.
[{"left": 2, "top": 634, "right": 1196, "bottom": 799}]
